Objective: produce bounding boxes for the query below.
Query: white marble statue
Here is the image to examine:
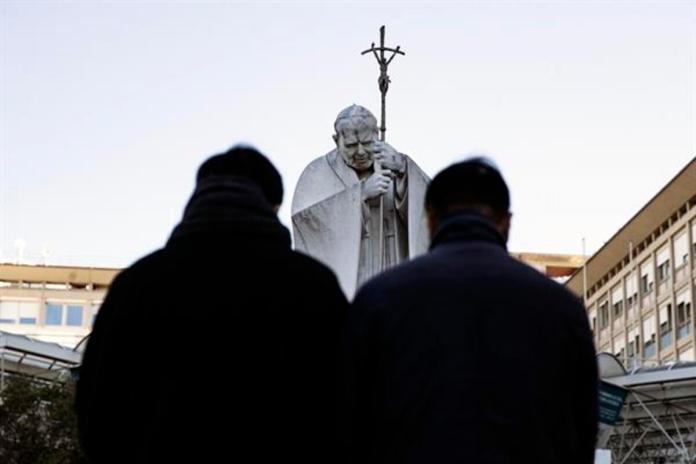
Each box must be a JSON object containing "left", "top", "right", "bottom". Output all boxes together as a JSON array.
[{"left": 291, "top": 105, "right": 430, "bottom": 298}]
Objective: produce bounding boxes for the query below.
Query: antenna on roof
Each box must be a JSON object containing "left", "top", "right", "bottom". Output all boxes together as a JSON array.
[
  {"left": 14, "top": 239, "right": 26, "bottom": 265},
  {"left": 41, "top": 244, "right": 51, "bottom": 266}
]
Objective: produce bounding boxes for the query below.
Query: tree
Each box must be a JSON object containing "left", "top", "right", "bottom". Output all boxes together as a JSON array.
[{"left": 0, "top": 375, "right": 86, "bottom": 464}]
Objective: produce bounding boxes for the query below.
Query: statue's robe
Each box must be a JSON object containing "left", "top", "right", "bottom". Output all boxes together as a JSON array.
[{"left": 291, "top": 149, "right": 430, "bottom": 298}]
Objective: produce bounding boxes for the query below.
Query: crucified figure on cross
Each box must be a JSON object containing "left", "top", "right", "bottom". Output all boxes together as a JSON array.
[{"left": 361, "top": 25, "right": 405, "bottom": 143}]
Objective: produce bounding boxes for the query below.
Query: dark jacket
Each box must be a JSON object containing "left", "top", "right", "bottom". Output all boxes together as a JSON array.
[
  {"left": 76, "top": 177, "right": 348, "bottom": 463},
  {"left": 344, "top": 213, "right": 598, "bottom": 464}
]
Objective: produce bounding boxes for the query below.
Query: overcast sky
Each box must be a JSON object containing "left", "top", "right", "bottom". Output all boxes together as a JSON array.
[{"left": 1, "top": 0, "right": 694, "bottom": 267}]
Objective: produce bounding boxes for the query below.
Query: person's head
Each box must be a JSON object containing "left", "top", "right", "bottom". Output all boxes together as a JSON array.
[
  {"left": 197, "top": 145, "right": 283, "bottom": 212},
  {"left": 425, "top": 157, "right": 512, "bottom": 242},
  {"left": 332, "top": 105, "right": 379, "bottom": 173}
]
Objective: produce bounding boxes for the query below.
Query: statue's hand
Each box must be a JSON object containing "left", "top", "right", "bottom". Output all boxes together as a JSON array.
[
  {"left": 373, "top": 141, "right": 406, "bottom": 176},
  {"left": 362, "top": 170, "right": 391, "bottom": 202}
]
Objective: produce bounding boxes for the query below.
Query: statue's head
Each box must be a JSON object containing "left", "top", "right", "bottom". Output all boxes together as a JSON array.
[{"left": 333, "top": 105, "right": 379, "bottom": 172}]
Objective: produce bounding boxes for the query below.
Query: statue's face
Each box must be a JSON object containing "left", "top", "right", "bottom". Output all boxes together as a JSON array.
[{"left": 336, "top": 122, "right": 378, "bottom": 172}]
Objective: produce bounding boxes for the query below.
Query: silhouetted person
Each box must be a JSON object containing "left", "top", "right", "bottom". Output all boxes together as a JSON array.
[
  {"left": 76, "top": 146, "right": 348, "bottom": 463},
  {"left": 344, "top": 158, "right": 598, "bottom": 464}
]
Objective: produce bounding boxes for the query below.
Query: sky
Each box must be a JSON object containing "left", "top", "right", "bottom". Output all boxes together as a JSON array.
[{"left": 1, "top": 0, "right": 694, "bottom": 268}]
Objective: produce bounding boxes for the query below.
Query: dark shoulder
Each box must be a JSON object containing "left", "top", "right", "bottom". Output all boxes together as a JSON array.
[
  {"left": 287, "top": 250, "right": 342, "bottom": 283},
  {"left": 506, "top": 255, "right": 583, "bottom": 300},
  {"left": 353, "top": 252, "right": 434, "bottom": 310},
  {"left": 286, "top": 250, "right": 349, "bottom": 310},
  {"left": 356, "top": 247, "right": 583, "bottom": 312},
  {"left": 109, "top": 248, "right": 169, "bottom": 288},
  {"left": 359, "top": 253, "right": 428, "bottom": 294},
  {"left": 88, "top": 249, "right": 170, "bottom": 339},
  {"left": 497, "top": 254, "right": 588, "bottom": 327}
]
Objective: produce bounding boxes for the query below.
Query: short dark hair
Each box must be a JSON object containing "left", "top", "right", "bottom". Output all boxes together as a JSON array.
[
  {"left": 197, "top": 146, "right": 283, "bottom": 206},
  {"left": 425, "top": 157, "right": 510, "bottom": 222}
]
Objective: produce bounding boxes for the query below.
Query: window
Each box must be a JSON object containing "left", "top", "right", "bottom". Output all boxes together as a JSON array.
[
  {"left": 612, "top": 285, "right": 624, "bottom": 318},
  {"left": 626, "top": 272, "right": 638, "bottom": 310},
  {"left": 18, "top": 301, "right": 39, "bottom": 325},
  {"left": 643, "top": 315, "right": 656, "bottom": 358},
  {"left": 1, "top": 300, "right": 41, "bottom": 325},
  {"left": 627, "top": 328, "right": 640, "bottom": 366},
  {"left": 657, "top": 247, "right": 670, "bottom": 282},
  {"left": 640, "top": 260, "right": 654, "bottom": 294},
  {"left": 659, "top": 303, "right": 673, "bottom": 349},
  {"left": 674, "top": 231, "right": 689, "bottom": 267},
  {"left": 641, "top": 275, "right": 651, "bottom": 293},
  {"left": 599, "top": 301, "right": 609, "bottom": 329},
  {"left": 680, "top": 347, "right": 695, "bottom": 362},
  {"left": 588, "top": 309, "right": 597, "bottom": 334},
  {"left": 644, "top": 340, "right": 656, "bottom": 358},
  {"left": 45, "top": 304, "right": 63, "bottom": 326},
  {"left": 657, "top": 261, "right": 671, "bottom": 282},
  {"left": 614, "top": 335, "right": 626, "bottom": 360},
  {"left": 45, "top": 303, "right": 85, "bottom": 327},
  {"left": 0, "top": 301, "right": 18, "bottom": 324},
  {"left": 677, "top": 290, "right": 692, "bottom": 340},
  {"left": 628, "top": 327, "right": 640, "bottom": 357},
  {"left": 90, "top": 302, "right": 102, "bottom": 327},
  {"left": 66, "top": 306, "right": 83, "bottom": 327}
]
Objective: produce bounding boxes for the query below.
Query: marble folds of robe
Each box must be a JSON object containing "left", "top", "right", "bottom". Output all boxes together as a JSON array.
[{"left": 291, "top": 149, "right": 430, "bottom": 298}]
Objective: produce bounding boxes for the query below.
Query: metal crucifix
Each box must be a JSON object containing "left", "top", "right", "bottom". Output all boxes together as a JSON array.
[
  {"left": 361, "top": 25, "right": 405, "bottom": 142},
  {"left": 361, "top": 25, "right": 405, "bottom": 271}
]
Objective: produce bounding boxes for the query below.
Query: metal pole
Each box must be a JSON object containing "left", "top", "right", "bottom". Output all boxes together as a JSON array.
[
  {"left": 362, "top": 26, "right": 405, "bottom": 273},
  {"left": 582, "top": 237, "right": 588, "bottom": 305},
  {"left": 671, "top": 413, "right": 690, "bottom": 461},
  {"left": 1, "top": 349, "right": 5, "bottom": 393},
  {"left": 378, "top": 27, "right": 386, "bottom": 269},
  {"left": 619, "top": 427, "right": 651, "bottom": 464},
  {"left": 379, "top": 25, "right": 387, "bottom": 142},
  {"left": 377, "top": 26, "right": 386, "bottom": 270},
  {"left": 632, "top": 391, "right": 688, "bottom": 461}
]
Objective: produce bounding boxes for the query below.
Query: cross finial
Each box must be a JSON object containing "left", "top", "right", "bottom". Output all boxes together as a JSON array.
[{"left": 361, "top": 26, "right": 405, "bottom": 141}]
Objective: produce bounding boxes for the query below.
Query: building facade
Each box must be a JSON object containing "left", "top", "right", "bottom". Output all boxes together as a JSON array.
[
  {"left": 0, "top": 264, "right": 119, "bottom": 348},
  {"left": 0, "top": 250, "right": 582, "bottom": 351},
  {"left": 510, "top": 252, "right": 584, "bottom": 282},
  {"left": 567, "top": 158, "right": 696, "bottom": 368}
]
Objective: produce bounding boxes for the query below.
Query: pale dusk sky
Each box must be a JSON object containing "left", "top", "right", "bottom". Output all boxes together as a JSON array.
[{"left": 1, "top": 0, "right": 694, "bottom": 267}]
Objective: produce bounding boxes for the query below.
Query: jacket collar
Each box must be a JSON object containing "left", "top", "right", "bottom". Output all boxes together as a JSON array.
[{"left": 429, "top": 212, "right": 507, "bottom": 251}]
